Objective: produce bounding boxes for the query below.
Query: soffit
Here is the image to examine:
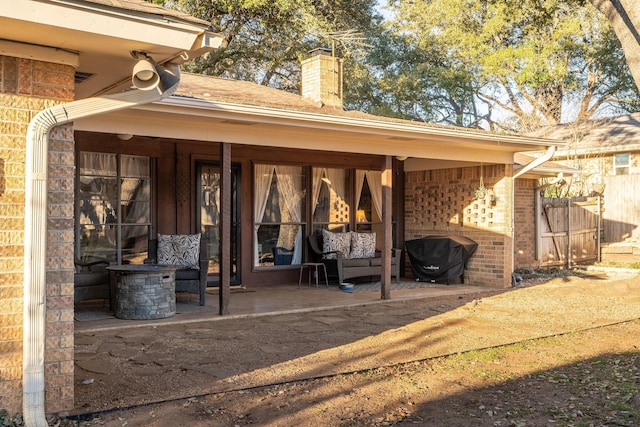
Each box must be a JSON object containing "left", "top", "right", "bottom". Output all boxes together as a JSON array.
[
  {"left": 171, "top": 73, "right": 563, "bottom": 157},
  {"left": 74, "top": 70, "right": 565, "bottom": 166},
  {"left": 74, "top": 97, "right": 560, "bottom": 165},
  {"left": 0, "top": 0, "right": 223, "bottom": 98}
]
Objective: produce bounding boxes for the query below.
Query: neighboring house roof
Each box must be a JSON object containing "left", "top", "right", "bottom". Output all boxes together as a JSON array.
[
  {"left": 0, "top": 1, "right": 224, "bottom": 98},
  {"left": 529, "top": 113, "right": 640, "bottom": 157}
]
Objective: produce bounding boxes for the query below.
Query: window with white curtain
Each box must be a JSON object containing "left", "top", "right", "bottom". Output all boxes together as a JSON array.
[
  {"left": 76, "top": 152, "right": 151, "bottom": 265},
  {"left": 355, "top": 170, "right": 390, "bottom": 248},
  {"left": 355, "top": 170, "right": 382, "bottom": 230},
  {"left": 254, "top": 164, "right": 305, "bottom": 267},
  {"left": 312, "top": 167, "right": 351, "bottom": 234}
]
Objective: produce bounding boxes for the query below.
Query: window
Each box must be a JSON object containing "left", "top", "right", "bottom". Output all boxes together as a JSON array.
[
  {"left": 312, "top": 167, "right": 351, "bottom": 234},
  {"left": 355, "top": 170, "right": 382, "bottom": 230},
  {"left": 76, "top": 152, "right": 151, "bottom": 265},
  {"left": 254, "top": 164, "right": 305, "bottom": 267},
  {"left": 614, "top": 153, "right": 630, "bottom": 175},
  {"left": 355, "top": 170, "right": 397, "bottom": 248}
]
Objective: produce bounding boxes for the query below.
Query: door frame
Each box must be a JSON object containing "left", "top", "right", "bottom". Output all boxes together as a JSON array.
[{"left": 195, "top": 161, "right": 241, "bottom": 286}]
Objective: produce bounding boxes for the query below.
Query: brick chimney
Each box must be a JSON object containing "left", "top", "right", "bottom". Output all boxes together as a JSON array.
[{"left": 301, "top": 48, "right": 343, "bottom": 109}]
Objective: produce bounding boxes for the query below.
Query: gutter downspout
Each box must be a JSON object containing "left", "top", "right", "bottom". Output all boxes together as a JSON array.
[
  {"left": 23, "top": 63, "right": 181, "bottom": 427},
  {"left": 513, "top": 145, "right": 556, "bottom": 179}
]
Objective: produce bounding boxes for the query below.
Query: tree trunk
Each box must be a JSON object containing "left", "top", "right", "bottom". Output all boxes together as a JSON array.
[{"left": 591, "top": 0, "right": 640, "bottom": 91}]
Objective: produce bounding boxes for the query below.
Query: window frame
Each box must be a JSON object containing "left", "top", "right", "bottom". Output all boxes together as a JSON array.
[
  {"left": 614, "top": 153, "right": 630, "bottom": 175},
  {"left": 253, "top": 163, "right": 306, "bottom": 268},
  {"left": 75, "top": 151, "right": 152, "bottom": 265}
]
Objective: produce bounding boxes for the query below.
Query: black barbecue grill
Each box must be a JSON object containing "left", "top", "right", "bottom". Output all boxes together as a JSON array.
[{"left": 405, "top": 235, "right": 478, "bottom": 284}]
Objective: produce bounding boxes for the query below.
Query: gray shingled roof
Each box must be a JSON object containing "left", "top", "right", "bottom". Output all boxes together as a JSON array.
[
  {"left": 529, "top": 113, "right": 640, "bottom": 150},
  {"left": 175, "top": 73, "right": 545, "bottom": 141},
  {"left": 81, "top": 0, "right": 211, "bottom": 27}
]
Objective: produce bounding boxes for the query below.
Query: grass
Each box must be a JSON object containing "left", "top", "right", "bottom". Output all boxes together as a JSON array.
[{"left": 593, "top": 260, "right": 640, "bottom": 269}]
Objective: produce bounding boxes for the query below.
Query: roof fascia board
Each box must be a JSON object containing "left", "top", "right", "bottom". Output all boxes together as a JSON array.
[
  {"left": 7, "top": 1, "right": 219, "bottom": 50},
  {"left": 74, "top": 109, "right": 521, "bottom": 163},
  {"left": 0, "top": 39, "right": 79, "bottom": 67},
  {"left": 552, "top": 144, "right": 640, "bottom": 158},
  {"left": 145, "top": 97, "right": 562, "bottom": 151},
  {"left": 404, "top": 158, "right": 511, "bottom": 171}
]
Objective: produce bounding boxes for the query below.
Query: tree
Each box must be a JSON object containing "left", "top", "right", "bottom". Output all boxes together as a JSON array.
[
  {"left": 344, "top": 27, "right": 490, "bottom": 128},
  {"left": 154, "top": 0, "right": 383, "bottom": 93},
  {"left": 590, "top": 0, "right": 640, "bottom": 91},
  {"left": 387, "top": 0, "right": 640, "bottom": 131}
]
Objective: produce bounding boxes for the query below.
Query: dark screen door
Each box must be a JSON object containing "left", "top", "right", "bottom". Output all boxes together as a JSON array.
[{"left": 197, "top": 163, "right": 239, "bottom": 285}]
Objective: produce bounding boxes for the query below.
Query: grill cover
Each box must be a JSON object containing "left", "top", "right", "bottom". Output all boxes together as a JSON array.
[{"left": 405, "top": 236, "right": 478, "bottom": 283}]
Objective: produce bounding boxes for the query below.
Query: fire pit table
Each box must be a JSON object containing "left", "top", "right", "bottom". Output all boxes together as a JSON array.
[{"left": 107, "top": 264, "right": 178, "bottom": 320}]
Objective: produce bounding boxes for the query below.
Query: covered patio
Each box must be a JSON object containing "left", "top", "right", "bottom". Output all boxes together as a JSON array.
[{"left": 73, "top": 279, "right": 493, "bottom": 332}]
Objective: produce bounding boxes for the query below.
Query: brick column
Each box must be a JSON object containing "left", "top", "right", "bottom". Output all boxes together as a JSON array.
[
  {"left": 514, "top": 178, "right": 538, "bottom": 268},
  {"left": 0, "top": 56, "right": 75, "bottom": 415}
]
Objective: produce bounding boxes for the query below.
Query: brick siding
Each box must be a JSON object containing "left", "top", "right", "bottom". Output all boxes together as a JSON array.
[
  {"left": 0, "top": 56, "right": 75, "bottom": 415},
  {"left": 405, "top": 164, "right": 522, "bottom": 288},
  {"left": 514, "top": 178, "right": 538, "bottom": 268}
]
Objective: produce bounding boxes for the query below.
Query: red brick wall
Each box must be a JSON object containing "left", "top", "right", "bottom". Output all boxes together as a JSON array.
[
  {"left": 405, "top": 164, "right": 516, "bottom": 287},
  {"left": 0, "top": 56, "right": 75, "bottom": 414},
  {"left": 514, "top": 178, "right": 538, "bottom": 268}
]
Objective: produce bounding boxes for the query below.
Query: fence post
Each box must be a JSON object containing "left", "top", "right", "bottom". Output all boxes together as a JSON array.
[
  {"left": 597, "top": 195, "right": 601, "bottom": 263},
  {"left": 566, "top": 198, "right": 571, "bottom": 269}
]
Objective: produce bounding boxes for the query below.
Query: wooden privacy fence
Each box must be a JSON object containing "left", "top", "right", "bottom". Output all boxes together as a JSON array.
[
  {"left": 537, "top": 196, "right": 601, "bottom": 268},
  {"left": 603, "top": 174, "right": 640, "bottom": 242}
]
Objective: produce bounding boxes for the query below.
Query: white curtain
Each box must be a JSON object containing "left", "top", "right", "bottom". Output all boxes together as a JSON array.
[
  {"left": 312, "top": 167, "right": 325, "bottom": 217},
  {"left": 325, "top": 168, "right": 347, "bottom": 203},
  {"left": 355, "top": 170, "right": 366, "bottom": 214},
  {"left": 79, "top": 151, "right": 116, "bottom": 176},
  {"left": 254, "top": 164, "right": 275, "bottom": 266},
  {"left": 121, "top": 155, "right": 149, "bottom": 178},
  {"left": 366, "top": 170, "right": 383, "bottom": 221},
  {"left": 274, "top": 165, "right": 303, "bottom": 264}
]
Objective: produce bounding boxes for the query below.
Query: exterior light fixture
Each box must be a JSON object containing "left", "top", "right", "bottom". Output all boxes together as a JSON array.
[{"left": 131, "top": 51, "right": 160, "bottom": 90}]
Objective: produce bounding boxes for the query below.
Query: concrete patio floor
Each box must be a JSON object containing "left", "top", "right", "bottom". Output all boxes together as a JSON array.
[{"left": 74, "top": 279, "right": 498, "bottom": 333}]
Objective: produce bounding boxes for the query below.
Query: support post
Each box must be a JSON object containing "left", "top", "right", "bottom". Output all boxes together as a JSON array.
[
  {"left": 381, "top": 155, "right": 392, "bottom": 300},
  {"left": 219, "top": 143, "right": 231, "bottom": 315}
]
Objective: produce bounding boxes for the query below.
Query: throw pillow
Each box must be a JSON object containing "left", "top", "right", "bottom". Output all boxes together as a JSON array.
[
  {"left": 322, "top": 229, "right": 351, "bottom": 259},
  {"left": 157, "top": 233, "right": 201, "bottom": 269},
  {"left": 350, "top": 232, "right": 377, "bottom": 259}
]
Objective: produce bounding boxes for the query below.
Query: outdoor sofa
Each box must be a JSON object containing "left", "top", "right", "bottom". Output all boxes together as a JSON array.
[{"left": 309, "top": 230, "right": 401, "bottom": 285}]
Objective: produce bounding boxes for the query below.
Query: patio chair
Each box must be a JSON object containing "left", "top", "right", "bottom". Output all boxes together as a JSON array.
[
  {"left": 147, "top": 233, "right": 208, "bottom": 305},
  {"left": 74, "top": 258, "right": 110, "bottom": 304}
]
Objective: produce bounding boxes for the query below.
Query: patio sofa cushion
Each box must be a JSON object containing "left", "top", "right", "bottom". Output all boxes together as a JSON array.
[
  {"left": 342, "top": 258, "right": 371, "bottom": 268},
  {"left": 175, "top": 268, "right": 201, "bottom": 281},
  {"left": 74, "top": 258, "right": 110, "bottom": 304},
  {"left": 322, "top": 229, "right": 351, "bottom": 259},
  {"left": 158, "top": 233, "right": 201, "bottom": 269},
  {"left": 369, "top": 257, "right": 383, "bottom": 266},
  {"left": 350, "top": 232, "right": 376, "bottom": 259}
]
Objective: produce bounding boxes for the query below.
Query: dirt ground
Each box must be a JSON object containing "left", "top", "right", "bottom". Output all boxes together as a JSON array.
[{"left": 49, "top": 268, "right": 640, "bottom": 426}]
